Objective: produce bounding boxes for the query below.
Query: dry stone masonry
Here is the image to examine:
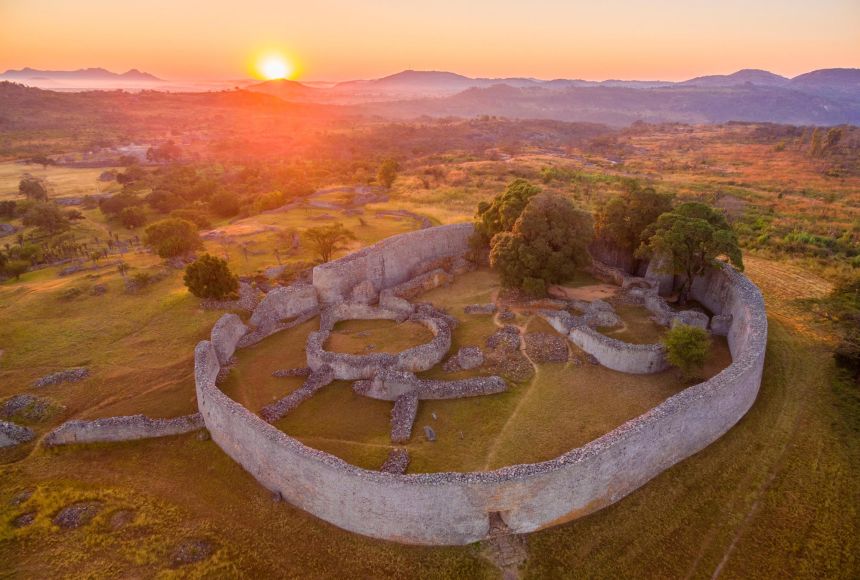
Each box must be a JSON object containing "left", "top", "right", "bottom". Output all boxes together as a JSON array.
[{"left": 183, "top": 222, "right": 767, "bottom": 546}]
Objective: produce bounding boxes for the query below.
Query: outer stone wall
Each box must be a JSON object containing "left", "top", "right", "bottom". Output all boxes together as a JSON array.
[
  {"left": 195, "top": 223, "right": 767, "bottom": 546},
  {"left": 312, "top": 223, "right": 474, "bottom": 304}
]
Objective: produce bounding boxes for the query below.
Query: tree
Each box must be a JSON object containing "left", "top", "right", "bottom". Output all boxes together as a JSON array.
[
  {"left": 595, "top": 182, "right": 673, "bottom": 252},
  {"left": 146, "top": 141, "right": 182, "bottom": 163},
  {"left": 143, "top": 218, "right": 203, "bottom": 258},
  {"left": 209, "top": 191, "right": 240, "bottom": 218},
  {"left": 489, "top": 192, "right": 593, "bottom": 295},
  {"left": 145, "top": 189, "right": 183, "bottom": 214},
  {"left": 474, "top": 178, "right": 541, "bottom": 245},
  {"left": 21, "top": 203, "right": 70, "bottom": 235},
  {"left": 117, "top": 262, "right": 130, "bottom": 278},
  {"left": 18, "top": 176, "right": 48, "bottom": 201},
  {"left": 303, "top": 223, "right": 356, "bottom": 263},
  {"left": 100, "top": 192, "right": 144, "bottom": 216},
  {"left": 183, "top": 254, "right": 239, "bottom": 300},
  {"left": 637, "top": 202, "right": 743, "bottom": 304},
  {"left": 664, "top": 324, "right": 711, "bottom": 379},
  {"left": 120, "top": 206, "right": 147, "bottom": 229},
  {"left": 3, "top": 259, "right": 29, "bottom": 280},
  {"left": 377, "top": 159, "right": 399, "bottom": 189}
]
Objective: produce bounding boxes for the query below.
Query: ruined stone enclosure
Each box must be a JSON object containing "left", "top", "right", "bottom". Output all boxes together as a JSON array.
[{"left": 192, "top": 222, "right": 767, "bottom": 546}]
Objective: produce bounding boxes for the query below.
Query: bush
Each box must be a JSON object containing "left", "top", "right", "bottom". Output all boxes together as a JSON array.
[
  {"left": 170, "top": 209, "right": 211, "bottom": 230},
  {"left": 3, "top": 259, "right": 29, "bottom": 280},
  {"left": 664, "top": 324, "right": 711, "bottom": 379},
  {"left": 119, "top": 206, "right": 147, "bottom": 229},
  {"left": 21, "top": 202, "right": 69, "bottom": 235},
  {"left": 489, "top": 192, "right": 593, "bottom": 294},
  {"left": 183, "top": 254, "right": 239, "bottom": 300},
  {"left": 209, "top": 191, "right": 241, "bottom": 218},
  {"left": 99, "top": 192, "right": 144, "bottom": 216},
  {"left": 143, "top": 218, "right": 203, "bottom": 258},
  {"left": 145, "top": 189, "right": 184, "bottom": 213}
]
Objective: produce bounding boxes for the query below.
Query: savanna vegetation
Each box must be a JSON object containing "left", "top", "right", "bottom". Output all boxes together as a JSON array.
[{"left": 0, "top": 95, "right": 858, "bottom": 577}]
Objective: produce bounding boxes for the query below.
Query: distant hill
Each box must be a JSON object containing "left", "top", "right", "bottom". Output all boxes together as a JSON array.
[
  {"left": 0, "top": 67, "right": 162, "bottom": 82},
  {"left": 790, "top": 68, "right": 860, "bottom": 92},
  {"left": 246, "top": 78, "right": 319, "bottom": 100},
  {"left": 681, "top": 69, "right": 789, "bottom": 87}
]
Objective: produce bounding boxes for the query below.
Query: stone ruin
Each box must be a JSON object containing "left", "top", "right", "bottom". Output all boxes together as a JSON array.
[{"left": 34, "top": 221, "right": 767, "bottom": 548}]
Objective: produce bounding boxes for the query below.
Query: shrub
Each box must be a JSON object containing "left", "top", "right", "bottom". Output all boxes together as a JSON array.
[
  {"left": 99, "top": 192, "right": 144, "bottom": 216},
  {"left": 209, "top": 191, "right": 241, "bottom": 218},
  {"left": 170, "top": 209, "right": 211, "bottom": 230},
  {"left": 21, "top": 202, "right": 70, "bottom": 235},
  {"left": 377, "top": 159, "right": 399, "bottom": 189},
  {"left": 143, "top": 218, "right": 203, "bottom": 258},
  {"left": 19, "top": 176, "right": 48, "bottom": 201},
  {"left": 183, "top": 254, "right": 239, "bottom": 300},
  {"left": 489, "top": 192, "right": 593, "bottom": 294},
  {"left": 145, "top": 189, "right": 184, "bottom": 213},
  {"left": 119, "top": 206, "right": 147, "bottom": 229},
  {"left": 664, "top": 324, "right": 711, "bottom": 379},
  {"left": 3, "top": 259, "right": 29, "bottom": 280}
]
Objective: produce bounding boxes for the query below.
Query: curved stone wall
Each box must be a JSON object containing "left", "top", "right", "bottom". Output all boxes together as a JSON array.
[
  {"left": 44, "top": 413, "right": 203, "bottom": 446},
  {"left": 195, "top": 222, "right": 767, "bottom": 546},
  {"left": 568, "top": 326, "right": 669, "bottom": 374}
]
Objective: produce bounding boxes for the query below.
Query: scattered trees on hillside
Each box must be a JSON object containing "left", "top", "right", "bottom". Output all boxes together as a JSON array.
[
  {"left": 637, "top": 202, "right": 743, "bottom": 304},
  {"left": 183, "top": 254, "right": 239, "bottom": 300},
  {"left": 21, "top": 202, "right": 70, "bottom": 235},
  {"left": 663, "top": 324, "right": 711, "bottom": 380},
  {"left": 304, "top": 223, "right": 356, "bottom": 263},
  {"left": 143, "top": 218, "right": 202, "bottom": 258},
  {"left": 595, "top": 181, "right": 673, "bottom": 252},
  {"left": 377, "top": 159, "right": 399, "bottom": 189},
  {"left": 18, "top": 176, "right": 48, "bottom": 201}
]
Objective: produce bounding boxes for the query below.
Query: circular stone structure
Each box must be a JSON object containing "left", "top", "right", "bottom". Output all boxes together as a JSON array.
[{"left": 194, "top": 222, "right": 767, "bottom": 545}]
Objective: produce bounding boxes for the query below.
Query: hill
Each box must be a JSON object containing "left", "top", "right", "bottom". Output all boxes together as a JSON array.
[
  {"left": 0, "top": 67, "right": 162, "bottom": 82},
  {"left": 681, "top": 69, "right": 789, "bottom": 87}
]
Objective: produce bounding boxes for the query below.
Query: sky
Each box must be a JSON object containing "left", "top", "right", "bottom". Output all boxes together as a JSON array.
[{"left": 1, "top": 0, "right": 858, "bottom": 82}]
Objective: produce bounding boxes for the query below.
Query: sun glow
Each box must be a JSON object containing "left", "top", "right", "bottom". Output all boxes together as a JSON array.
[{"left": 258, "top": 55, "right": 293, "bottom": 80}]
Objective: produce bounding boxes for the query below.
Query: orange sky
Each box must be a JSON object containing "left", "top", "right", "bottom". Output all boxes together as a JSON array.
[{"left": 1, "top": 0, "right": 858, "bottom": 81}]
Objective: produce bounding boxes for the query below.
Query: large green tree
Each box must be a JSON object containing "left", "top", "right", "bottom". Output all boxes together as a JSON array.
[
  {"left": 595, "top": 182, "right": 673, "bottom": 252},
  {"left": 474, "top": 178, "right": 541, "bottom": 245},
  {"left": 637, "top": 202, "right": 743, "bottom": 303},
  {"left": 21, "top": 202, "right": 69, "bottom": 235},
  {"left": 144, "top": 218, "right": 203, "bottom": 258},
  {"left": 184, "top": 254, "right": 239, "bottom": 300},
  {"left": 490, "top": 192, "right": 593, "bottom": 295}
]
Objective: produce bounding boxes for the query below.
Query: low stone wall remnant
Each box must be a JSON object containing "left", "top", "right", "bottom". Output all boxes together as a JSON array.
[
  {"left": 390, "top": 393, "right": 419, "bottom": 443},
  {"left": 260, "top": 365, "right": 335, "bottom": 423},
  {"left": 43, "top": 413, "right": 203, "bottom": 446},
  {"left": 0, "top": 420, "right": 35, "bottom": 448}
]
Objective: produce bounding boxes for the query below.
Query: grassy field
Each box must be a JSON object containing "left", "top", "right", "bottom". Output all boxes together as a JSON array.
[{"left": 1, "top": 161, "right": 858, "bottom": 577}]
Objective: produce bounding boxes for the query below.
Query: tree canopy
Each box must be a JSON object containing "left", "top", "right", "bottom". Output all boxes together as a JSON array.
[
  {"left": 489, "top": 192, "right": 593, "bottom": 295},
  {"left": 18, "top": 176, "right": 48, "bottom": 201},
  {"left": 474, "top": 178, "right": 541, "bottom": 245},
  {"left": 595, "top": 181, "right": 673, "bottom": 252},
  {"left": 21, "top": 202, "right": 69, "bottom": 235},
  {"left": 377, "top": 159, "right": 399, "bottom": 189},
  {"left": 143, "top": 218, "right": 203, "bottom": 258},
  {"left": 183, "top": 254, "right": 239, "bottom": 300},
  {"left": 637, "top": 202, "right": 743, "bottom": 303}
]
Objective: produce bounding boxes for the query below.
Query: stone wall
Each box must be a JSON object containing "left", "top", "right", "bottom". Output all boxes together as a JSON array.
[
  {"left": 211, "top": 314, "right": 249, "bottom": 365},
  {"left": 0, "top": 420, "right": 34, "bottom": 448},
  {"left": 43, "top": 413, "right": 203, "bottom": 446},
  {"left": 568, "top": 326, "right": 668, "bottom": 374},
  {"left": 248, "top": 283, "right": 319, "bottom": 337},
  {"left": 312, "top": 223, "right": 474, "bottom": 304},
  {"left": 195, "top": 232, "right": 767, "bottom": 545},
  {"left": 355, "top": 369, "right": 507, "bottom": 401}
]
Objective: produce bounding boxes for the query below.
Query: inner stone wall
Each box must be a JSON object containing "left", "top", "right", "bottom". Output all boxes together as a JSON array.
[
  {"left": 312, "top": 223, "right": 474, "bottom": 304},
  {"left": 195, "top": 223, "right": 768, "bottom": 546}
]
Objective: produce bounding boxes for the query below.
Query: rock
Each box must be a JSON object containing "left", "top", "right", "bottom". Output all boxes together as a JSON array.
[
  {"left": 52, "top": 501, "right": 103, "bottom": 529},
  {"left": 12, "top": 512, "right": 36, "bottom": 528},
  {"left": 349, "top": 280, "right": 378, "bottom": 305},
  {"left": 524, "top": 333, "right": 569, "bottom": 363},
  {"left": 32, "top": 368, "right": 90, "bottom": 388},
  {"left": 672, "top": 310, "right": 710, "bottom": 330},
  {"left": 464, "top": 303, "right": 497, "bottom": 315},
  {"left": 196, "top": 429, "right": 211, "bottom": 441},
  {"left": 0, "top": 420, "right": 35, "bottom": 448},
  {"left": 263, "top": 265, "right": 287, "bottom": 280},
  {"left": 108, "top": 509, "right": 135, "bottom": 530},
  {"left": 9, "top": 489, "right": 33, "bottom": 506},
  {"left": 272, "top": 367, "right": 312, "bottom": 378},
  {"left": 170, "top": 538, "right": 216, "bottom": 568},
  {"left": 423, "top": 425, "right": 436, "bottom": 442},
  {"left": 431, "top": 412, "right": 437, "bottom": 420},
  {"left": 457, "top": 346, "right": 484, "bottom": 370},
  {"left": 89, "top": 284, "right": 108, "bottom": 296},
  {"left": 1, "top": 394, "right": 61, "bottom": 423},
  {"left": 498, "top": 309, "right": 516, "bottom": 322}
]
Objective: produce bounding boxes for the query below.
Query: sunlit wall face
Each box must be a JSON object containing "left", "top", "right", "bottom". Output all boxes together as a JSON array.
[{"left": 1, "top": 0, "right": 858, "bottom": 81}]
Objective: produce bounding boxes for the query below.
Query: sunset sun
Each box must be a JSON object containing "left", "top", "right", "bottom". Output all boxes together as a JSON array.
[{"left": 258, "top": 55, "right": 292, "bottom": 80}]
